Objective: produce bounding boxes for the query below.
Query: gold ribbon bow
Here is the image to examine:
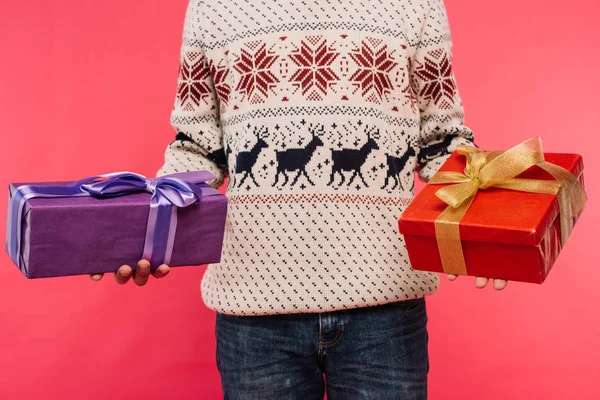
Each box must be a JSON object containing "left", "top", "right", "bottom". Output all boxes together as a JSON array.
[{"left": 429, "top": 137, "right": 587, "bottom": 275}]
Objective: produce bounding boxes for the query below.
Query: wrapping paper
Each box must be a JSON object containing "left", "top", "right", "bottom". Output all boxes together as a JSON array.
[
  {"left": 6, "top": 172, "right": 228, "bottom": 279},
  {"left": 398, "top": 152, "right": 585, "bottom": 284}
]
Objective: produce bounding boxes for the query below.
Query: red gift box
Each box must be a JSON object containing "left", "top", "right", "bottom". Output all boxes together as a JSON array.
[{"left": 398, "top": 145, "right": 585, "bottom": 284}]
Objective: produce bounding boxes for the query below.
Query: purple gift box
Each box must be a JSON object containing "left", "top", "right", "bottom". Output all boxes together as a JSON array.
[{"left": 5, "top": 171, "right": 228, "bottom": 279}]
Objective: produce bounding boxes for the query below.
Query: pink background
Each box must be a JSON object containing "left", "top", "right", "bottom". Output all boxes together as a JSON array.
[{"left": 0, "top": 1, "right": 598, "bottom": 399}]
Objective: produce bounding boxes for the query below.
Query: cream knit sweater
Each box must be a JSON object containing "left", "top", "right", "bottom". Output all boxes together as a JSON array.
[{"left": 157, "top": 0, "right": 475, "bottom": 316}]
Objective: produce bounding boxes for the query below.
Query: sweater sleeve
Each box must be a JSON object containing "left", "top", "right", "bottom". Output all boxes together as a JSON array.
[
  {"left": 410, "top": 0, "right": 475, "bottom": 182},
  {"left": 156, "top": 0, "right": 228, "bottom": 189}
]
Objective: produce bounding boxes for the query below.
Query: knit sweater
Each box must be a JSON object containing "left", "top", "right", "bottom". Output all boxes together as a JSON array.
[{"left": 157, "top": 0, "right": 475, "bottom": 316}]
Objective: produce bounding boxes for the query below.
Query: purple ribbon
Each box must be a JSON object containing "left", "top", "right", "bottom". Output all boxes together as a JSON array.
[{"left": 6, "top": 171, "right": 219, "bottom": 275}]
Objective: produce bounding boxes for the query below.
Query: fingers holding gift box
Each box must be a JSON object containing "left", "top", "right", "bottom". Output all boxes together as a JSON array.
[
  {"left": 447, "top": 274, "right": 509, "bottom": 291},
  {"left": 398, "top": 137, "right": 587, "bottom": 284},
  {"left": 5, "top": 171, "right": 228, "bottom": 279},
  {"left": 89, "top": 260, "right": 170, "bottom": 286}
]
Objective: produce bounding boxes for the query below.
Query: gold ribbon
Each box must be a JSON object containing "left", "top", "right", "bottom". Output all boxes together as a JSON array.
[{"left": 429, "top": 137, "right": 587, "bottom": 275}]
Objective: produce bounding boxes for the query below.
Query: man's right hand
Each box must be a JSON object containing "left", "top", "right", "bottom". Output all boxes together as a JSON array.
[{"left": 89, "top": 259, "right": 170, "bottom": 286}]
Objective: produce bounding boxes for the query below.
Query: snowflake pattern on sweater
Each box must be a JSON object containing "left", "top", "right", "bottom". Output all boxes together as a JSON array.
[{"left": 157, "top": 0, "right": 475, "bottom": 316}]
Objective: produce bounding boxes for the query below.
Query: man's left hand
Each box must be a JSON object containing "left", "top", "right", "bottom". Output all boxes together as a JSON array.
[{"left": 447, "top": 274, "right": 508, "bottom": 290}]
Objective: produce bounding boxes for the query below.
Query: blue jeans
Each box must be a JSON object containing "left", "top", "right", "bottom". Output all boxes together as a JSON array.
[{"left": 215, "top": 297, "right": 429, "bottom": 399}]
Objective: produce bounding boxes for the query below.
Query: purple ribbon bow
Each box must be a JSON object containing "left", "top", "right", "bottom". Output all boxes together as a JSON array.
[{"left": 6, "top": 171, "right": 219, "bottom": 275}]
